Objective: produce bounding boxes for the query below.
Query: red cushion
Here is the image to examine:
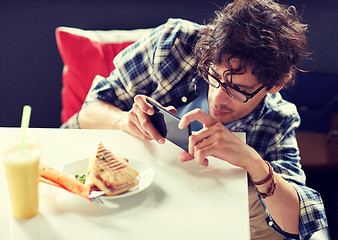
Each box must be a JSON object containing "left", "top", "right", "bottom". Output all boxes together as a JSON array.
[{"left": 55, "top": 27, "right": 151, "bottom": 123}]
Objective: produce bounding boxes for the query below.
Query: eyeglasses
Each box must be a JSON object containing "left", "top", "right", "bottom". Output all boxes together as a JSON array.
[{"left": 202, "top": 70, "right": 266, "bottom": 103}]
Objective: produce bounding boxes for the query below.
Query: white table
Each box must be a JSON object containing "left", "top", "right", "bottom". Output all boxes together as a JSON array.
[{"left": 0, "top": 128, "right": 249, "bottom": 240}]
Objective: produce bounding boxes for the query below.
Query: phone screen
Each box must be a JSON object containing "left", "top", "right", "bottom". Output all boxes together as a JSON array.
[{"left": 147, "top": 100, "right": 191, "bottom": 151}]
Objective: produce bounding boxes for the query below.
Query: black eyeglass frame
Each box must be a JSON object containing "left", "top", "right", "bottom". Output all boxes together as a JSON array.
[{"left": 203, "top": 71, "right": 266, "bottom": 103}]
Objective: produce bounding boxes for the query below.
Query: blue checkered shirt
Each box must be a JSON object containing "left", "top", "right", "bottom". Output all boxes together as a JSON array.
[{"left": 63, "top": 18, "right": 328, "bottom": 239}]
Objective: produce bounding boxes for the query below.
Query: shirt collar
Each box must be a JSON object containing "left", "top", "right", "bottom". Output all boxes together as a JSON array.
[{"left": 228, "top": 95, "right": 268, "bottom": 132}]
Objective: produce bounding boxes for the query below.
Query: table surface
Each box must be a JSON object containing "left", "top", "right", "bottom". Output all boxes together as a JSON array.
[{"left": 0, "top": 128, "right": 249, "bottom": 240}]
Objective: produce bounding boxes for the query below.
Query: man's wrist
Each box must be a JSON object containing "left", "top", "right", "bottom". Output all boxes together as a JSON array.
[
  {"left": 245, "top": 153, "right": 270, "bottom": 183},
  {"left": 249, "top": 161, "right": 277, "bottom": 199}
]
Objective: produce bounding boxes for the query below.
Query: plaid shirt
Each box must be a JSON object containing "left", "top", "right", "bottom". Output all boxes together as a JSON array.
[{"left": 64, "top": 18, "right": 327, "bottom": 239}]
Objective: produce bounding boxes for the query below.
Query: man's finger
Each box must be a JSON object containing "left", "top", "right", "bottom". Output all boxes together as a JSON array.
[
  {"left": 178, "top": 151, "right": 194, "bottom": 162},
  {"left": 179, "top": 109, "right": 218, "bottom": 129},
  {"left": 134, "top": 95, "right": 155, "bottom": 115},
  {"left": 166, "top": 106, "right": 177, "bottom": 115}
]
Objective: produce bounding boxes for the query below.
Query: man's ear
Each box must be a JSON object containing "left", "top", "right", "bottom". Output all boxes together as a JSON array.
[{"left": 268, "top": 75, "right": 292, "bottom": 94}]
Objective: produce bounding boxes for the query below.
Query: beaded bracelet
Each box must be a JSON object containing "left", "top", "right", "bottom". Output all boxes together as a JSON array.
[{"left": 249, "top": 161, "right": 277, "bottom": 199}]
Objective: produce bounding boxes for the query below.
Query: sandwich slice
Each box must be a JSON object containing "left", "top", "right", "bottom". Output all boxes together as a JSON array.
[{"left": 86, "top": 142, "right": 139, "bottom": 196}]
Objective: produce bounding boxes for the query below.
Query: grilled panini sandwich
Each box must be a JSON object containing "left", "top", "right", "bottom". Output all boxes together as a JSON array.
[{"left": 86, "top": 142, "right": 139, "bottom": 196}]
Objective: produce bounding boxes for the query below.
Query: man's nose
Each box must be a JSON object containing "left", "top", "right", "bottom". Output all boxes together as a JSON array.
[{"left": 211, "top": 87, "right": 231, "bottom": 105}]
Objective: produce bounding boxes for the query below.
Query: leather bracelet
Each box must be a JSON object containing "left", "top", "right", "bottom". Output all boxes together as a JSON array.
[
  {"left": 249, "top": 161, "right": 277, "bottom": 199},
  {"left": 249, "top": 161, "right": 273, "bottom": 185},
  {"left": 255, "top": 174, "right": 276, "bottom": 199}
]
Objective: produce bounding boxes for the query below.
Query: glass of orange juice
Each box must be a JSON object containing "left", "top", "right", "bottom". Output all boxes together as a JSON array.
[{"left": 2, "top": 131, "right": 40, "bottom": 219}]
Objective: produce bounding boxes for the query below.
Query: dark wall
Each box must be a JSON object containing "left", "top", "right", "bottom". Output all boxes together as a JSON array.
[{"left": 0, "top": 0, "right": 337, "bottom": 128}]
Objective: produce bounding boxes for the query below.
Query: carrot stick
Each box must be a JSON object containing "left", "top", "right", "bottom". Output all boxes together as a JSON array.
[
  {"left": 40, "top": 163, "right": 90, "bottom": 199},
  {"left": 40, "top": 176, "right": 65, "bottom": 188}
]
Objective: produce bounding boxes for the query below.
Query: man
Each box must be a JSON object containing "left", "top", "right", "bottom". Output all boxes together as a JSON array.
[{"left": 64, "top": 0, "right": 328, "bottom": 239}]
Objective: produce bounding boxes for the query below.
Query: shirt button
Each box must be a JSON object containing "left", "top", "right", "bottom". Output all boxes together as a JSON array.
[
  {"left": 181, "top": 96, "right": 188, "bottom": 103},
  {"left": 268, "top": 221, "right": 273, "bottom": 227}
]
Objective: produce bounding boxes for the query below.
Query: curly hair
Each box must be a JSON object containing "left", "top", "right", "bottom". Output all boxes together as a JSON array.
[{"left": 195, "top": 0, "right": 309, "bottom": 89}]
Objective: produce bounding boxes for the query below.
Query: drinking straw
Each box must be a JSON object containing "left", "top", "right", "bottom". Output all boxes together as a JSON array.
[{"left": 20, "top": 105, "right": 32, "bottom": 154}]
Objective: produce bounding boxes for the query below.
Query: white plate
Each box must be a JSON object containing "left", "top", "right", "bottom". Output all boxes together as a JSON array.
[{"left": 62, "top": 158, "right": 155, "bottom": 200}]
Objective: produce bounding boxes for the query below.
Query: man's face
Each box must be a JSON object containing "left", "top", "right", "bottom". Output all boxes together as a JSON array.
[{"left": 207, "top": 59, "right": 270, "bottom": 125}]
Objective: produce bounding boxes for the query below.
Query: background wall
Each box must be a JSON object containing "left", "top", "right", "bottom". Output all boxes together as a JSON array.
[{"left": 0, "top": 0, "right": 337, "bottom": 128}]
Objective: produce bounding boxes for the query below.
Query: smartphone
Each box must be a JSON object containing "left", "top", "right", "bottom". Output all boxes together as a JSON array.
[{"left": 147, "top": 100, "right": 191, "bottom": 151}]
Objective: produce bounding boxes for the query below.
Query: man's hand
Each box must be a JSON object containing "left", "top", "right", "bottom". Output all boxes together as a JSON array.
[
  {"left": 78, "top": 95, "right": 176, "bottom": 144},
  {"left": 178, "top": 109, "right": 260, "bottom": 169},
  {"left": 126, "top": 95, "right": 176, "bottom": 144}
]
